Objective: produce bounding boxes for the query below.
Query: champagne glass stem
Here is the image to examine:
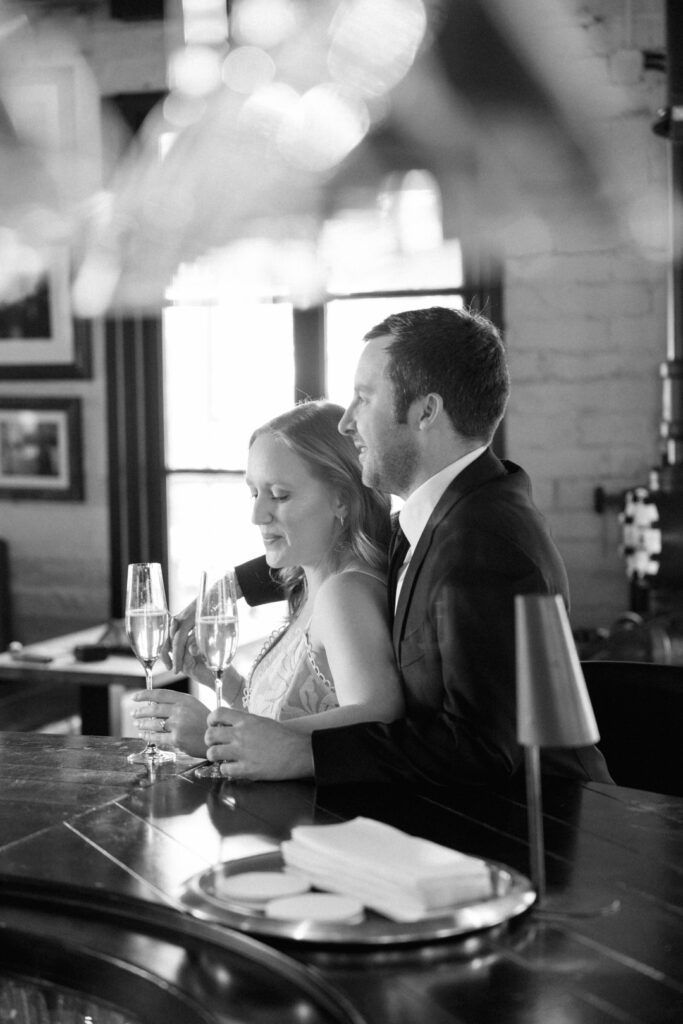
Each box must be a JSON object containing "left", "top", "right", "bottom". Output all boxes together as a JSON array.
[
  {"left": 143, "top": 665, "right": 158, "bottom": 758},
  {"left": 194, "top": 672, "right": 226, "bottom": 779}
]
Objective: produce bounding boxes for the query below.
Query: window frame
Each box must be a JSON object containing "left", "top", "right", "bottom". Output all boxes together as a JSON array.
[{"left": 107, "top": 279, "right": 503, "bottom": 616}]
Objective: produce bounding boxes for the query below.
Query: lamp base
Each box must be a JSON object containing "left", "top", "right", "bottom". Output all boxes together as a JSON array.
[{"left": 532, "top": 895, "right": 621, "bottom": 920}]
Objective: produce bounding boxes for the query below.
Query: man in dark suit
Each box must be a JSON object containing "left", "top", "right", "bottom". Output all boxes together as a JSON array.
[{"left": 191, "top": 306, "right": 612, "bottom": 787}]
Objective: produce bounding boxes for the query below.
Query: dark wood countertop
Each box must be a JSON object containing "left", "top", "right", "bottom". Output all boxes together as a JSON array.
[{"left": 0, "top": 732, "right": 681, "bottom": 1024}]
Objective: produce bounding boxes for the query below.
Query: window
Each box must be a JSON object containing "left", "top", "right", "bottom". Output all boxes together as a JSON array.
[
  {"left": 325, "top": 293, "right": 464, "bottom": 406},
  {"left": 163, "top": 300, "right": 294, "bottom": 639},
  {"left": 161, "top": 170, "right": 500, "bottom": 640}
]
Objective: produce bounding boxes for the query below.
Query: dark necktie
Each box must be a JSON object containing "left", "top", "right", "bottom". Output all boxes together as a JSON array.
[{"left": 388, "top": 524, "right": 410, "bottom": 612}]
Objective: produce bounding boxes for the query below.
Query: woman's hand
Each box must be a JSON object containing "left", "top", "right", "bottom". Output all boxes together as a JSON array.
[{"left": 132, "top": 689, "right": 210, "bottom": 758}]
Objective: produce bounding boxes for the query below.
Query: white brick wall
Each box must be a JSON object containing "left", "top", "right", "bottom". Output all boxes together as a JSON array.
[{"left": 505, "top": 0, "right": 668, "bottom": 630}]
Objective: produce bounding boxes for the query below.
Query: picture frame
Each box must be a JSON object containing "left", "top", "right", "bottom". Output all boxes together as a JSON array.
[
  {"left": 0, "top": 248, "right": 92, "bottom": 380},
  {"left": 0, "top": 56, "right": 100, "bottom": 380},
  {"left": 0, "top": 397, "right": 84, "bottom": 501}
]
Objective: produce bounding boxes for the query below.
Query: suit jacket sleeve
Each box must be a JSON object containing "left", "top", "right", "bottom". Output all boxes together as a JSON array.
[{"left": 235, "top": 556, "right": 285, "bottom": 606}]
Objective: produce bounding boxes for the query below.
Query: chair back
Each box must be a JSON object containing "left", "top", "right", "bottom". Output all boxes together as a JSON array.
[
  {"left": 0, "top": 539, "right": 12, "bottom": 653},
  {"left": 580, "top": 660, "right": 683, "bottom": 797}
]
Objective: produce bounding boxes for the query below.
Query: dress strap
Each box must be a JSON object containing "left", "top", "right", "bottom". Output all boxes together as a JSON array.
[
  {"left": 303, "top": 632, "right": 336, "bottom": 693},
  {"left": 338, "top": 566, "right": 386, "bottom": 584},
  {"left": 297, "top": 569, "right": 383, "bottom": 695}
]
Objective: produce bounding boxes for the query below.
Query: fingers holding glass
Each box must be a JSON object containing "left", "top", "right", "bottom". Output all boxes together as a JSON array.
[{"left": 131, "top": 696, "right": 171, "bottom": 734}]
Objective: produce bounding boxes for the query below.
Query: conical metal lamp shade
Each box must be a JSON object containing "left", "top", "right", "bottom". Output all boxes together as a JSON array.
[{"left": 516, "top": 594, "right": 599, "bottom": 748}]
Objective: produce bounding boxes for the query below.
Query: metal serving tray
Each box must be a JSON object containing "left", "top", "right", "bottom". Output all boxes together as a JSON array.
[{"left": 177, "top": 851, "right": 535, "bottom": 947}]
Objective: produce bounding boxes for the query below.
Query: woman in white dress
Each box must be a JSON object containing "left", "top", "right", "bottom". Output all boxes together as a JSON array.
[{"left": 133, "top": 401, "right": 403, "bottom": 758}]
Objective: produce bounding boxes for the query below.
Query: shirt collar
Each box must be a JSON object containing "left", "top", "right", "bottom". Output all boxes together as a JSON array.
[{"left": 398, "top": 445, "right": 487, "bottom": 552}]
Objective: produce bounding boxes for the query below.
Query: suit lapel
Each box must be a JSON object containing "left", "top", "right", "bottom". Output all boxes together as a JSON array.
[{"left": 392, "top": 449, "right": 507, "bottom": 646}]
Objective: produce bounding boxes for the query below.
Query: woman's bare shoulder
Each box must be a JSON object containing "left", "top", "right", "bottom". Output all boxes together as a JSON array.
[
  {"left": 320, "top": 564, "right": 385, "bottom": 599},
  {"left": 313, "top": 568, "right": 387, "bottom": 634}
]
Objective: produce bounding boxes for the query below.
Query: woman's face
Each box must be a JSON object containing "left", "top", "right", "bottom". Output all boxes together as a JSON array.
[{"left": 246, "top": 433, "right": 344, "bottom": 574}]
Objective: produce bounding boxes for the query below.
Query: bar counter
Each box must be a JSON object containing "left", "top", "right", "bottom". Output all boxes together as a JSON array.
[{"left": 0, "top": 732, "right": 681, "bottom": 1024}]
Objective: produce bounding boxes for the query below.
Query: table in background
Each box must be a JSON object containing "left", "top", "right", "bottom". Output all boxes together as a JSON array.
[
  {"left": 0, "top": 626, "right": 188, "bottom": 734},
  {"left": 0, "top": 732, "right": 681, "bottom": 1024}
]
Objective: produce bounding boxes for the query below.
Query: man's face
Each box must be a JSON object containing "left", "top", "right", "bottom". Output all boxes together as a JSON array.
[{"left": 338, "top": 334, "right": 418, "bottom": 499}]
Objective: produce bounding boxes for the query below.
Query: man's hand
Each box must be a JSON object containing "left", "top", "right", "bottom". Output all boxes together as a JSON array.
[
  {"left": 205, "top": 707, "right": 315, "bottom": 781},
  {"left": 160, "top": 599, "right": 196, "bottom": 672},
  {"left": 162, "top": 573, "right": 244, "bottom": 672}
]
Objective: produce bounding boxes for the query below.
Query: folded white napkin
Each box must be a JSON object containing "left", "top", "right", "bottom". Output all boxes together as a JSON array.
[{"left": 281, "top": 817, "right": 493, "bottom": 922}]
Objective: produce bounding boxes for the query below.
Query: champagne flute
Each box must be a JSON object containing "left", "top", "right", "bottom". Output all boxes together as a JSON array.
[
  {"left": 125, "top": 562, "right": 175, "bottom": 765},
  {"left": 194, "top": 570, "right": 239, "bottom": 779}
]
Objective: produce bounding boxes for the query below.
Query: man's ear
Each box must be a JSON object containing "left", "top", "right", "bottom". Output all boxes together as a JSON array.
[{"left": 417, "top": 393, "right": 443, "bottom": 430}]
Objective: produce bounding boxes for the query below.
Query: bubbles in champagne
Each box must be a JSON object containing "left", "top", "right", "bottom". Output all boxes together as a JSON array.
[
  {"left": 196, "top": 615, "right": 239, "bottom": 674},
  {"left": 126, "top": 609, "right": 170, "bottom": 667}
]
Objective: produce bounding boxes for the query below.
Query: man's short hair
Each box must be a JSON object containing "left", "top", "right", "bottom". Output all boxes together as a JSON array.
[{"left": 364, "top": 306, "right": 510, "bottom": 441}]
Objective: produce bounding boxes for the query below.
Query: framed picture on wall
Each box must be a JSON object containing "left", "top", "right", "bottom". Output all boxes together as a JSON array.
[
  {"left": 0, "top": 397, "right": 84, "bottom": 501},
  {"left": 0, "top": 55, "right": 101, "bottom": 380},
  {"left": 0, "top": 248, "right": 91, "bottom": 379}
]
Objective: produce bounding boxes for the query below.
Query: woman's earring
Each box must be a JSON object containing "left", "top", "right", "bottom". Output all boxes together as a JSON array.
[{"left": 339, "top": 513, "right": 346, "bottom": 528}]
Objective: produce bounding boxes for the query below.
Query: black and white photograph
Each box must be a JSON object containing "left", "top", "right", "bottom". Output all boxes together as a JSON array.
[
  {"left": 0, "top": 249, "right": 91, "bottom": 380},
  {"left": 0, "top": 397, "right": 83, "bottom": 500},
  {"left": 0, "top": 5, "right": 681, "bottom": 1024}
]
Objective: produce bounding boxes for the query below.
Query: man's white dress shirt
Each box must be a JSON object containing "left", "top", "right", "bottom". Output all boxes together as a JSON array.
[{"left": 394, "top": 446, "right": 487, "bottom": 607}]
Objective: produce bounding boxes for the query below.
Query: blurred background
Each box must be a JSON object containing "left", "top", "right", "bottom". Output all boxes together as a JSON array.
[{"left": 0, "top": 0, "right": 681, "bottom": 667}]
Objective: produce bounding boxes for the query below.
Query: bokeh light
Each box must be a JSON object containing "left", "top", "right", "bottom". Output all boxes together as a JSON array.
[
  {"left": 328, "top": 0, "right": 427, "bottom": 97},
  {"left": 221, "top": 45, "right": 276, "bottom": 95},
  {"left": 181, "top": 0, "right": 228, "bottom": 46},
  {"left": 239, "top": 81, "right": 300, "bottom": 137},
  {"left": 167, "top": 44, "right": 223, "bottom": 97},
  {"left": 230, "top": 0, "right": 300, "bottom": 51},
  {"left": 277, "top": 83, "right": 370, "bottom": 171}
]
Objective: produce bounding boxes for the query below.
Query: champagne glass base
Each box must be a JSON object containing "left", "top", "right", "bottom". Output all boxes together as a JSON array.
[
  {"left": 194, "top": 762, "right": 224, "bottom": 779},
  {"left": 127, "top": 747, "right": 176, "bottom": 765}
]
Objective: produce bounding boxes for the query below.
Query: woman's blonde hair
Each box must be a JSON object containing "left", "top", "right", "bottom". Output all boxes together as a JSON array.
[{"left": 249, "top": 400, "right": 391, "bottom": 614}]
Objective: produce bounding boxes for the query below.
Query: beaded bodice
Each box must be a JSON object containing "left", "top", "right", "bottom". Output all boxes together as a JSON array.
[
  {"left": 242, "top": 618, "right": 339, "bottom": 721},
  {"left": 241, "top": 567, "right": 386, "bottom": 721}
]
